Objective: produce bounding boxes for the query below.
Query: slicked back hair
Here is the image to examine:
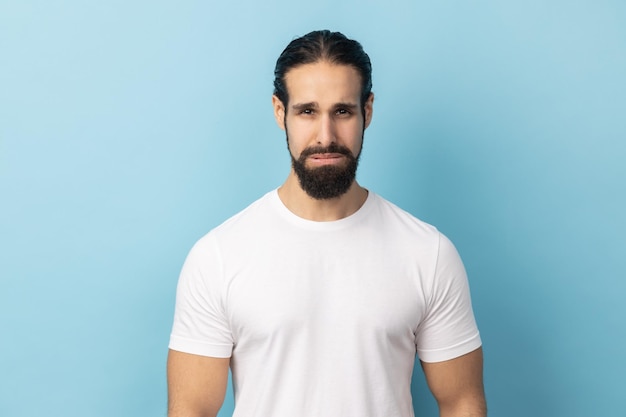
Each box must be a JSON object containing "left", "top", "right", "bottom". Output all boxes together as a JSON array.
[{"left": 273, "top": 30, "right": 373, "bottom": 112}]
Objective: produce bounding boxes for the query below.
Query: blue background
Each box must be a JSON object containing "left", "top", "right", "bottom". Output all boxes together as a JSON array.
[{"left": 1, "top": 1, "right": 625, "bottom": 416}]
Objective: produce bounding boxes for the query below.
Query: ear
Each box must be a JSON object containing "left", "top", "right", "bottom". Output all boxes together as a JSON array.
[
  {"left": 272, "top": 95, "right": 286, "bottom": 130},
  {"left": 363, "top": 93, "right": 374, "bottom": 129}
]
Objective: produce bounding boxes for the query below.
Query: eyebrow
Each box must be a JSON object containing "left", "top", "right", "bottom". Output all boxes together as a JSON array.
[
  {"left": 291, "top": 102, "right": 318, "bottom": 112},
  {"left": 291, "top": 102, "right": 359, "bottom": 112},
  {"left": 333, "top": 102, "right": 359, "bottom": 111}
]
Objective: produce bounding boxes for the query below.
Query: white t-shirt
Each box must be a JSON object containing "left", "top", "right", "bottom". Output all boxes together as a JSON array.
[{"left": 169, "top": 190, "right": 481, "bottom": 417}]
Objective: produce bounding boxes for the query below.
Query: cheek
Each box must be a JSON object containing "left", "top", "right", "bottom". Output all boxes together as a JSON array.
[
  {"left": 286, "top": 121, "right": 314, "bottom": 143},
  {"left": 338, "top": 122, "right": 364, "bottom": 143},
  {"left": 285, "top": 126, "right": 307, "bottom": 157}
]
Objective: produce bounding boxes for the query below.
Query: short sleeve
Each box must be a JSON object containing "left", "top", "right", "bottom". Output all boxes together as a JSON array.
[
  {"left": 415, "top": 233, "right": 481, "bottom": 363},
  {"left": 169, "top": 233, "right": 234, "bottom": 358}
]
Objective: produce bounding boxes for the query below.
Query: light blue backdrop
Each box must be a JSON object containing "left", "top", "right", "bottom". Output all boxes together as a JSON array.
[{"left": 1, "top": 1, "right": 624, "bottom": 416}]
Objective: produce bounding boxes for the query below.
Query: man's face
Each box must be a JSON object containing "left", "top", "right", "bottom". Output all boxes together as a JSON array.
[{"left": 272, "top": 61, "right": 374, "bottom": 200}]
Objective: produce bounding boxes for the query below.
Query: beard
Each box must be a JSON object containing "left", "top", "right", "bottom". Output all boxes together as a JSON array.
[{"left": 289, "top": 138, "right": 361, "bottom": 200}]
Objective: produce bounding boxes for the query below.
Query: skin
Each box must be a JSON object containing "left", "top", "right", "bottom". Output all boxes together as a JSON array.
[
  {"left": 167, "top": 351, "right": 229, "bottom": 417},
  {"left": 273, "top": 61, "right": 373, "bottom": 221},
  {"left": 422, "top": 348, "right": 487, "bottom": 417},
  {"left": 167, "top": 61, "right": 486, "bottom": 417}
]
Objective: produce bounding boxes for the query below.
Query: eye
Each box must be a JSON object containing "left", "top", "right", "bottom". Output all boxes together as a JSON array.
[
  {"left": 336, "top": 108, "right": 352, "bottom": 116},
  {"left": 299, "top": 108, "right": 314, "bottom": 115}
]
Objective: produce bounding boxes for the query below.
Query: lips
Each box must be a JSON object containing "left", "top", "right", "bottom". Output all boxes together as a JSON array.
[
  {"left": 306, "top": 153, "right": 346, "bottom": 166},
  {"left": 310, "top": 153, "right": 345, "bottom": 160}
]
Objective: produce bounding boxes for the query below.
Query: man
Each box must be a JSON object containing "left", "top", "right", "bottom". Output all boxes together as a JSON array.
[{"left": 167, "top": 30, "right": 486, "bottom": 417}]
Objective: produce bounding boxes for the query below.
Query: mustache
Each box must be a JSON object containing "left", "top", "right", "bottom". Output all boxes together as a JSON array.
[{"left": 298, "top": 144, "right": 353, "bottom": 159}]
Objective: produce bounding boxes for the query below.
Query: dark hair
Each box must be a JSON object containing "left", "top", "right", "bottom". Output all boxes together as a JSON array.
[{"left": 273, "top": 30, "right": 373, "bottom": 110}]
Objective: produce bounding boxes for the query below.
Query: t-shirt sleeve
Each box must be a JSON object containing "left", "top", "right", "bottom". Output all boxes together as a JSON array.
[
  {"left": 169, "top": 233, "right": 234, "bottom": 358},
  {"left": 415, "top": 232, "right": 482, "bottom": 363}
]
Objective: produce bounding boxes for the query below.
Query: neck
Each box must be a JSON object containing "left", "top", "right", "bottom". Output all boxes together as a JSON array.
[{"left": 277, "top": 170, "right": 368, "bottom": 221}]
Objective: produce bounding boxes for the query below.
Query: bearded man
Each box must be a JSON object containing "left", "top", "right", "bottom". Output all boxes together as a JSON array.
[{"left": 167, "top": 30, "right": 486, "bottom": 417}]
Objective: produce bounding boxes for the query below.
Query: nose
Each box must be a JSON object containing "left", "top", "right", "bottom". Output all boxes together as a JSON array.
[{"left": 317, "top": 114, "right": 336, "bottom": 146}]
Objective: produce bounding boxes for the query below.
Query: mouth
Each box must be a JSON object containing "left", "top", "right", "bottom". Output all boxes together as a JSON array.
[{"left": 307, "top": 153, "right": 346, "bottom": 166}]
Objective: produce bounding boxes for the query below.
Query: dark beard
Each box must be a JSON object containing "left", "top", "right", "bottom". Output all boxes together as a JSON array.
[{"left": 290, "top": 142, "right": 360, "bottom": 200}]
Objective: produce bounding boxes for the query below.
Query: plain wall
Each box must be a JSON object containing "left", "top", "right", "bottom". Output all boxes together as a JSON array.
[{"left": 1, "top": 1, "right": 624, "bottom": 416}]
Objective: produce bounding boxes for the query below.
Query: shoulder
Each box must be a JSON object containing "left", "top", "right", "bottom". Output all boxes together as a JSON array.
[
  {"left": 186, "top": 190, "right": 279, "bottom": 259},
  {"left": 369, "top": 192, "right": 441, "bottom": 242},
  {"left": 178, "top": 191, "right": 275, "bottom": 275},
  {"left": 213, "top": 190, "right": 276, "bottom": 233},
  {"left": 193, "top": 190, "right": 274, "bottom": 241}
]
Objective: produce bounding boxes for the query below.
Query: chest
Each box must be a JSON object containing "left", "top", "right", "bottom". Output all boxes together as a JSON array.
[{"left": 222, "top": 236, "right": 430, "bottom": 350}]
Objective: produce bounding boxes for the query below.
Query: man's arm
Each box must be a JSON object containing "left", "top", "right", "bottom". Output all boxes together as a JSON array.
[
  {"left": 421, "top": 347, "right": 486, "bottom": 417},
  {"left": 167, "top": 349, "right": 230, "bottom": 417}
]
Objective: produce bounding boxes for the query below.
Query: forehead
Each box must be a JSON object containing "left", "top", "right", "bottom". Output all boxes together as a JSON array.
[{"left": 284, "top": 61, "right": 362, "bottom": 104}]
